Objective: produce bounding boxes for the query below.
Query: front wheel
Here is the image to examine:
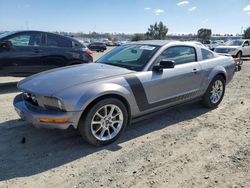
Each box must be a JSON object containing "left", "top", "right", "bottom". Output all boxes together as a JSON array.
[
  {"left": 78, "top": 98, "right": 128, "bottom": 146},
  {"left": 236, "top": 51, "right": 242, "bottom": 60},
  {"left": 202, "top": 75, "right": 225, "bottom": 108}
]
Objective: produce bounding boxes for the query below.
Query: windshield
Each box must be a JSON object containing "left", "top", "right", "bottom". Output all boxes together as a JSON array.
[
  {"left": 224, "top": 40, "right": 243, "bottom": 46},
  {"left": 96, "top": 44, "right": 159, "bottom": 71}
]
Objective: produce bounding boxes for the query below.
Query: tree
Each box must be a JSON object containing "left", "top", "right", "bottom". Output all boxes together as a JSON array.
[
  {"left": 105, "top": 33, "right": 113, "bottom": 41},
  {"left": 146, "top": 21, "right": 168, "bottom": 40},
  {"left": 197, "top": 28, "right": 212, "bottom": 43},
  {"left": 244, "top": 27, "right": 250, "bottom": 39},
  {"left": 131, "top": 33, "right": 145, "bottom": 41},
  {"left": 90, "top": 31, "right": 98, "bottom": 38}
]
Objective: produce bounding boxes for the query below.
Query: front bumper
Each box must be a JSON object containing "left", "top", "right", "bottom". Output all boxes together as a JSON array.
[{"left": 13, "top": 94, "right": 81, "bottom": 129}]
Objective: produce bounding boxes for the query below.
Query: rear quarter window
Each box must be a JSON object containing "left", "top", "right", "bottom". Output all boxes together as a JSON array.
[
  {"left": 46, "top": 34, "right": 72, "bottom": 48},
  {"left": 201, "top": 48, "right": 215, "bottom": 60}
]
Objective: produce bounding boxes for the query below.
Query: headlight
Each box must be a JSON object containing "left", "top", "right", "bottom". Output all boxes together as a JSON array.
[
  {"left": 43, "top": 97, "right": 66, "bottom": 111},
  {"left": 23, "top": 92, "right": 38, "bottom": 106}
]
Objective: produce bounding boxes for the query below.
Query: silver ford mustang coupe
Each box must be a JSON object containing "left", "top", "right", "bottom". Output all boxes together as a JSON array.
[{"left": 14, "top": 40, "right": 236, "bottom": 146}]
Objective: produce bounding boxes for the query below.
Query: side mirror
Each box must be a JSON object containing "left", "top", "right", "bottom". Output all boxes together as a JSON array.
[
  {"left": 0, "top": 40, "right": 12, "bottom": 49},
  {"left": 153, "top": 60, "right": 175, "bottom": 71},
  {"left": 131, "top": 49, "right": 137, "bottom": 54}
]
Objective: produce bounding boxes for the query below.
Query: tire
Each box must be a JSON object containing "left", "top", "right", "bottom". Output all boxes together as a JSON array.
[
  {"left": 202, "top": 75, "right": 225, "bottom": 108},
  {"left": 236, "top": 51, "right": 242, "bottom": 60},
  {"left": 78, "top": 98, "right": 128, "bottom": 146}
]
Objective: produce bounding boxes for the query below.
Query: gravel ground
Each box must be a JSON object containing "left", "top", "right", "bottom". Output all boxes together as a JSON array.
[{"left": 0, "top": 53, "right": 249, "bottom": 188}]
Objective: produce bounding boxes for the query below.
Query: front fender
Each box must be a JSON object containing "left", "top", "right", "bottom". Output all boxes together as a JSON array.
[
  {"left": 76, "top": 83, "right": 132, "bottom": 111},
  {"left": 54, "top": 82, "right": 134, "bottom": 112}
]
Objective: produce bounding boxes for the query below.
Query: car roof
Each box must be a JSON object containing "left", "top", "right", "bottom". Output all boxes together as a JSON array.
[
  {"left": 2, "top": 30, "right": 82, "bottom": 44},
  {"left": 3, "top": 30, "right": 72, "bottom": 38},
  {"left": 130, "top": 40, "right": 176, "bottom": 46}
]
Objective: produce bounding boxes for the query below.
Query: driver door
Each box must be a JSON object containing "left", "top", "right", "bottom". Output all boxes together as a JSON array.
[{"left": 132, "top": 46, "right": 204, "bottom": 112}]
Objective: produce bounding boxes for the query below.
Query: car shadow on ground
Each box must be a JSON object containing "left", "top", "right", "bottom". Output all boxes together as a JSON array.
[
  {"left": 0, "top": 82, "right": 19, "bottom": 94},
  {"left": 0, "top": 102, "right": 211, "bottom": 181}
]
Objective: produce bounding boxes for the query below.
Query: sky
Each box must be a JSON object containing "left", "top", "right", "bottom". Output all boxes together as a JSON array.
[{"left": 0, "top": 0, "right": 250, "bottom": 34}]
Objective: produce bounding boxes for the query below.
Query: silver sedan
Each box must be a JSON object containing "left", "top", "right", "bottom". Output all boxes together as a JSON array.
[{"left": 14, "top": 40, "right": 236, "bottom": 146}]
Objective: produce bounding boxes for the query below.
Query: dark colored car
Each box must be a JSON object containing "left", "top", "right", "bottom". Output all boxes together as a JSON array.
[
  {"left": 0, "top": 30, "right": 93, "bottom": 77},
  {"left": 88, "top": 42, "right": 107, "bottom": 52}
]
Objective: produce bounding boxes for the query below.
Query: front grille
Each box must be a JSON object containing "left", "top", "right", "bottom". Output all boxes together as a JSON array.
[
  {"left": 215, "top": 48, "right": 229, "bottom": 53},
  {"left": 23, "top": 92, "right": 39, "bottom": 106}
]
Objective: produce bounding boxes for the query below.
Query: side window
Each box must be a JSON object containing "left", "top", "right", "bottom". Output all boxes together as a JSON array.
[
  {"left": 8, "top": 33, "right": 42, "bottom": 46},
  {"left": 201, "top": 48, "right": 215, "bottom": 60},
  {"left": 243, "top": 41, "right": 249, "bottom": 46},
  {"left": 46, "top": 34, "right": 72, "bottom": 48},
  {"left": 158, "top": 46, "right": 196, "bottom": 65},
  {"left": 72, "top": 41, "right": 83, "bottom": 48}
]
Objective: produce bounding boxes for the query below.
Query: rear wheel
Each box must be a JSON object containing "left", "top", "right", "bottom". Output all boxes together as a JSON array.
[
  {"left": 202, "top": 75, "right": 225, "bottom": 108},
  {"left": 78, "top": 98, "right": 128, "bottom": 146}
]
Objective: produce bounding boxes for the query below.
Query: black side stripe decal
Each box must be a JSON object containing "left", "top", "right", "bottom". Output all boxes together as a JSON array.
[
  {"left": 125, "top": 75, "right": 149, "bottom": 111},
  {"left": 125, "top": 75, "right": 202, "bottom": 112}
]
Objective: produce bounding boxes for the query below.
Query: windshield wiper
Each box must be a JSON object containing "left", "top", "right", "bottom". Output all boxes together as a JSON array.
[{"left": 98, "top": 61, "right": 131, "bottom": 70}]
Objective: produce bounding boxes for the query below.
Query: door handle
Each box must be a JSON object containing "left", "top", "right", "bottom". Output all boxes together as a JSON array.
[
  {"left": 33, "top": 49, "right": 41, "bottom": 53},
  {"left": 192, "top": 68, "right": 199, "bottom": 73}
]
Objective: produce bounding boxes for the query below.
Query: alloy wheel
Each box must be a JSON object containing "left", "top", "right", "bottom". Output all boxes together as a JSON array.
[
  {"left": 210, "top": 80, "right": 224, "bottom": 104},
  {"left": 90, "top": 104, "right": 123, "bottom": 141}
]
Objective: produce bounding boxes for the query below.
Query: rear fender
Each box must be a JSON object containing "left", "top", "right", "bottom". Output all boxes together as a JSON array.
[{"left": 205, "top": 66, "right": 227, "bottom": 88}]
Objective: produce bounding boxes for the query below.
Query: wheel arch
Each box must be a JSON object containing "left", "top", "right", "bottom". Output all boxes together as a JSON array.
[
  {"left": 216, "top": 72, "right": 226, "bottom": 82},
  {"left": 72, "top": 82, "right": 134, "bottom": 127},
  {"left": 208, "top": 66, "right": 227, "bottom": 83},
  {"left": 236, "top": 50, "right": 242, "bottom": 55},
  {"left": 202, "top": 66, "right": 227, "bottom": 93},
  {"left": 77, "top": 93, "right": 131, "bottom": 128}
]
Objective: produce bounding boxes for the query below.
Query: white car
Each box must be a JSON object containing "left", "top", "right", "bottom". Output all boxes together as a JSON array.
[
  {"left": 204, "top": 40, "right": 224, "bottom": 51},
  {"left": 214, "top": 39, "right": 250, "bottom": 59}
]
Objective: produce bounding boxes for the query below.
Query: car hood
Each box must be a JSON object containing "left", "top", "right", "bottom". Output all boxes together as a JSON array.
[
  {"left": 18, "top": 63, "right": 134, "bottom": 96},
  {"left": 215, "top": 46, "right": 239, "bottom": 49}
]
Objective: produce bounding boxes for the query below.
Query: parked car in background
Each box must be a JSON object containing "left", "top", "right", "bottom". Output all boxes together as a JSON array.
[
  {"left": 113, "top": 41, "right": 122, "bottom": 46},
  {"left": 14, "top": 40, "right": 236, "bottom": 146},
  {"left": 106, "top": 41, "right": 114, "bottom": 46},
  {"left": 88, "top": 42, "right": 107, "bottom": 52},
  {"left": 0, "top": 30, "right": 93, "bottom": 77},
  {"left": 203, "top": 40, "right": 224, "bottom": 51},
  {"left": 214, "top": 39, "right": 250, "bottom": 59}
]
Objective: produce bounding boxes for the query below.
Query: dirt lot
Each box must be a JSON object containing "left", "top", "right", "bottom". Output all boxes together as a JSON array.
[{"left": 0, "top": 51, "right": 249, "bottom": 188}]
